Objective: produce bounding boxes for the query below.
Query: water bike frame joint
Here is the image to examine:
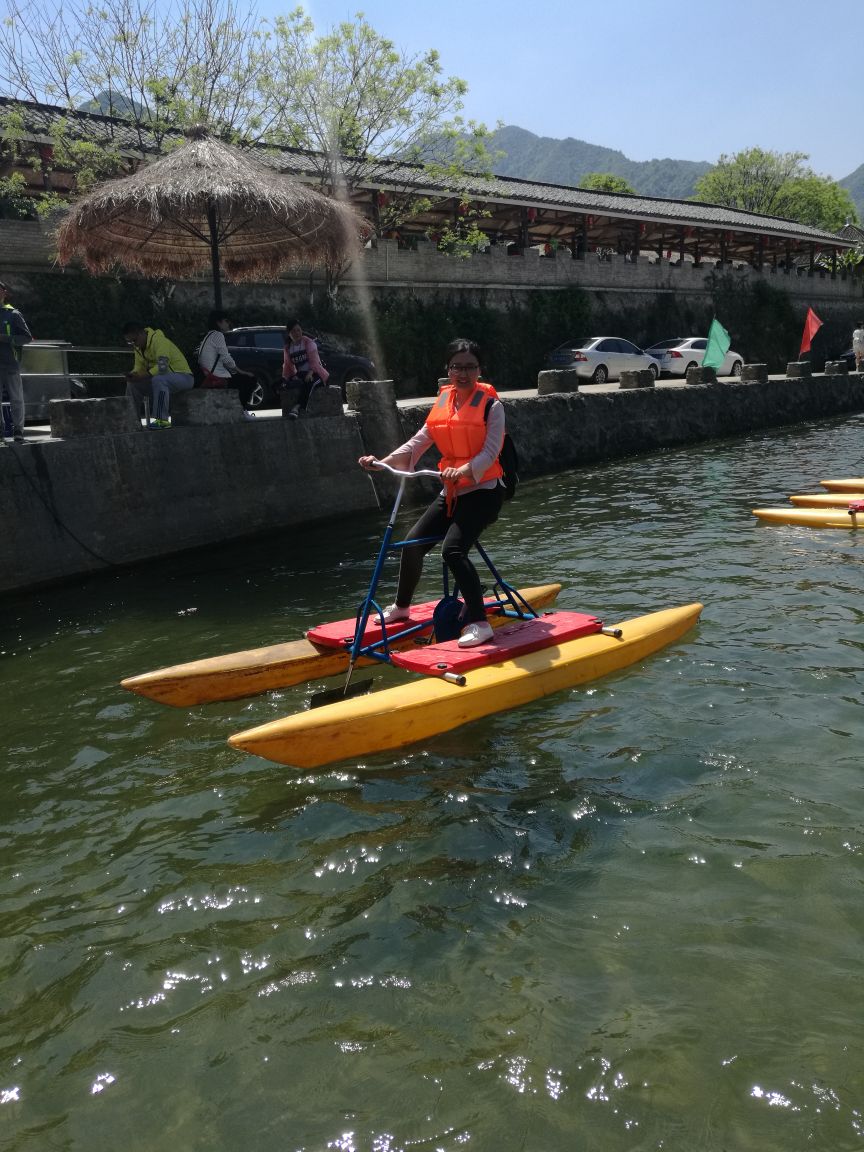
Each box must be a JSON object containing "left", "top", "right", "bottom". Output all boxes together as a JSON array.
[{"left": 345, "top": 462, "right": 538, "bottom": 672}]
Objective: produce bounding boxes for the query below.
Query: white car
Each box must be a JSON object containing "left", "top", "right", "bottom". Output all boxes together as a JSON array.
[
  {"left": 646, "top": 337, "right": 743, "bottom": 378},
  {"left": 545, "top": 337, "right": 661, "bottom": 384}
]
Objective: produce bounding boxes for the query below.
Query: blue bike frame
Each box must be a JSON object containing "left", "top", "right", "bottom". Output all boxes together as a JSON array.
[{"left": 348, "top": 463, "right": 537, "bottom": 671}]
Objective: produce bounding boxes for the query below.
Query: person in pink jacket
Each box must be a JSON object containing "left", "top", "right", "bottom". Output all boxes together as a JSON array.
[{"left": 281, "top": 320, "right": 329, "bottom": 418}]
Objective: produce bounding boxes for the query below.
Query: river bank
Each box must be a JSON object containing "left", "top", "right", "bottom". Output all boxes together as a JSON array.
[{"left": 3, "top": 370, "right": 864, "bottom": 593}]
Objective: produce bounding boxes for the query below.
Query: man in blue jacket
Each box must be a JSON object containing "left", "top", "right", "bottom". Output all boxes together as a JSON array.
[{"left": 0, "top": 280, "right": 32, "bottom": 443}]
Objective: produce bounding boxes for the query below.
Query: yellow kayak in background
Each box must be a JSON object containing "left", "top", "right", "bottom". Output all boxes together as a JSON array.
[
  {"left": 753, "top": 507, "right": 864, "bottom": 528},
  {"left": 788, "top": 492, "right": 864, "bottom": 508},
  {"left": 228, "top": 602, "right": 704, "bottom": 770},
  {"left": 819, "top": 478, "right": 864, "bottom": 492},
  {"left": 121, "top": 584, "right": 562, "bottom": 707}
]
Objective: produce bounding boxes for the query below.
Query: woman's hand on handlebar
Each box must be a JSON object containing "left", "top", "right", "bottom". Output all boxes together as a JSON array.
[
  {"left": 358, "top": 455, "right": 381, "bottom": 471},
  {"left": 440, "top": 464, "right": 471, "bottom": 482}
]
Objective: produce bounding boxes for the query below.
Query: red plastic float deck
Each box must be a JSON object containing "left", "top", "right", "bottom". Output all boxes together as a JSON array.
[
  {"left": 390, "top": 611, "right": 603, "bottom": 676},
  {"left": 307, "top": 594, "right": 513, "bottom": 651}
]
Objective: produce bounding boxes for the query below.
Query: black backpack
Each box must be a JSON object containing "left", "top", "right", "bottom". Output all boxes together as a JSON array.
[{"left": 485, "top": 397, "right": 519, "bottom": 500}]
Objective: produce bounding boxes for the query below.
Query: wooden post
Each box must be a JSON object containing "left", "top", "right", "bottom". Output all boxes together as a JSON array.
[
  {"left": 785, "top": 242, "right": 791, "bottom": 272},
  {"left": 831, "top": 248, "right": 837, "bottom": 277},
  {"left": 809, "top": 243, "right": 815, "bottom": 273},
  {"left": 679, "top": 227, "right": 686, "bottom": 264},
  {"left": 757, "top": 235, "right": 764, "bottom": 270}
]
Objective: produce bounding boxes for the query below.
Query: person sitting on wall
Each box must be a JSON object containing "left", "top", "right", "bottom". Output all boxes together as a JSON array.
[
  {"left": 123, "top": 321, "right": 194, "bottom": 428},
  {"left": 280, "top": 320, "right": 329, "bottom": 419},
  {"left": 196, "top": 310, "right": 257, "bottom": 411}
]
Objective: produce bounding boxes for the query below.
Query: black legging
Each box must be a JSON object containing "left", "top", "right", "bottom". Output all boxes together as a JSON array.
[{"left": 395, "top": 486, "right": 503, "bottom": 622}]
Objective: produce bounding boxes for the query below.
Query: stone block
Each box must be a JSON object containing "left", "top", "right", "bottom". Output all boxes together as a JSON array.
[
  {"left": 172, "top": 389, "right": 245, "bottom": 425},
  {"left": 786, "top": 362, "right": 812, "bottom": 379},
  {"left": 537, "top": 369, "right": 581, "bottom": 395},
  {"left": 50, "top": 396, "right": 140, "bottom": 438},
  {"left": 685, "top": 366, "right": 717, "bottom": 385},
  {"left": 824, "top": 360, "right": 849, "bottom": 375},
  {"left": 303, "top": 384, "right": 344, "bottom": 418},
  {"left": 741, "top": 363, "right": 768, "bottom": 383},
  {"left": 619, "top": 369, "right": 655, "bottom": 389}
]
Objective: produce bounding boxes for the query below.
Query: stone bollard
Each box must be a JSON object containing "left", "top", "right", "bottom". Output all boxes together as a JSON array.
[
  {"left": 537, "top": 369, "right": 582, "bottom": 395},
  {"left": 685, "top": 366, "right": 717, "bottom": 385},
  {"left": 824, "top": 360, "right": 849, "bottom": 375},
  {"left": 172, "top": 389, "right": 245, "bottom": 425},
  {"left": 786, "top": 362, "right": 812, "bottom": 379},
  {"left": 302, "top": 384, "right": 344, "bottom": 418},
  {"left": 741, "top": 363, "right": 768, "bottom": 383},
  {"left": 50, "top": 396, "right": 140, "bottom": 438},
  {"left": 618, "top": 369, "right": 655, "bottom": 389}
]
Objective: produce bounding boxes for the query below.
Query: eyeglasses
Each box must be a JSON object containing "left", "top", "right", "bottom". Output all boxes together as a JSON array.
[{"left": 447, "top": 363, "right": 480, "bottom": 375}]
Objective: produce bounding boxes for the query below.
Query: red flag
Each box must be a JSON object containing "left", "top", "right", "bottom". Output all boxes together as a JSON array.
[{"left": 799, "top": 307, "right": 823, "bottom": 356}]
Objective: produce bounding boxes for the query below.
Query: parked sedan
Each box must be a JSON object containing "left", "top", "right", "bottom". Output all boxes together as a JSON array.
[
  {"left": 226, "top": 326, "right": 376, "bottom": 408},
  {"left": 645, "top": 337, "right": 743, "bottom": 378},
  {"left": 545, "top": 337, "right": 661, "bottom": 384}
]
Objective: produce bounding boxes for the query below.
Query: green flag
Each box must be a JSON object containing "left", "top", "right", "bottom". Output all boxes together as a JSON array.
[{"left": 703, "top": 318, "right": 731, "bottom": 371}]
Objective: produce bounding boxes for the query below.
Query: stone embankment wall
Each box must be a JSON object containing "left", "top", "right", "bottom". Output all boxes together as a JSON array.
[
  {"left": 4, "top": 372, "right": 864, "bottom": 594},
  {"left": 0, "top": 406, "right": 374, "bottom": 593}
]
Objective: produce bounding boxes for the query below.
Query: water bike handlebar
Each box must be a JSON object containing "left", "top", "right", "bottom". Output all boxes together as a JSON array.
[{"left": 366, "top": 461, "right": 442, "bottom": 480}]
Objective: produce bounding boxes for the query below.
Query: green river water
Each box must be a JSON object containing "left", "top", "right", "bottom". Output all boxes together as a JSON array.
[{"left": 2, "top": 416, "right": 864, "bottom": 1152}]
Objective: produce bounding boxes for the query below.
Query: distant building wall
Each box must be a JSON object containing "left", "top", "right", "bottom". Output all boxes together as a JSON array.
[{"left": 2, "top": 221, "right": 861, "bottom": 313}]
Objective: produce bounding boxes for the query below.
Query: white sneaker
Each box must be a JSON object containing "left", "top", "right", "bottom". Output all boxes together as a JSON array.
[
  {"left": 380, "top": 603, "right": 410, "bottom": 623},
  {"left": 457, "top": 621, "right": 494, "bottom": 648}
]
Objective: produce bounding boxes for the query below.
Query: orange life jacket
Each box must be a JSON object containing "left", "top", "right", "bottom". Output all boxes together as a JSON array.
[{"left": 425, "top": 382, "right": 503, "bottom": 506}]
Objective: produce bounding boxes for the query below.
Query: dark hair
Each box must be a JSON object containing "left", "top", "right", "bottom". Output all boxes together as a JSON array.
[
  {"left": 284, "top": 319, "right": 303, "bottom": 344},
  {"left": 445, "top": 338, "right": 482, "bottom": 366},
  {"left": 121, "top": 321, "right": 145, "bottom": 336},
  {"left": 208, "top": 309, "right": 230, "bottom": 329}
]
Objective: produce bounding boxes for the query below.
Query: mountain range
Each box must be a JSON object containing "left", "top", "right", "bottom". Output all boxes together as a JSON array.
[{"left": 489, "top": 125, "right": 864, "bottom": 220}]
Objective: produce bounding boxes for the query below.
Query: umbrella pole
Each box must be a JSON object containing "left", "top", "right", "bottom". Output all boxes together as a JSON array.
[{"left": 206, "top": 197, "right": 223, "bottom": 310}]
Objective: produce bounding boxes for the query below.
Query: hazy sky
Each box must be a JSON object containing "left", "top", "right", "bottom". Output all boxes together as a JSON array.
[{"left": 261, "top": 0, "right": 862, "bottom": 179}]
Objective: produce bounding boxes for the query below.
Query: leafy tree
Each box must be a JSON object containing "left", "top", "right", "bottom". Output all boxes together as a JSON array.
[
  {"left": 0, "top": 0, "right": 281, "bottom": 150},
  {"left": 580, "top": 172, "right": 636, "bottom": 195},
  {"left": 267, "top": 11, "right": 494, "bottom": 240},
  {"left": 693, "top": 148, "right": 858, "bottom": 231},
  {"left": 780, "top": 174, "right": 859, "bottom": 232}
]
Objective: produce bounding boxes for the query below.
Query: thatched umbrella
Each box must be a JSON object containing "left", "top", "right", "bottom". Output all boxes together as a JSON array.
[{"left": 56, "top": 130, "right": 368, "bottom": 308}]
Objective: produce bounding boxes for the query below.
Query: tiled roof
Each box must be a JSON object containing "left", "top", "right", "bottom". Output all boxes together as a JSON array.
[{"left": 0, "top": 96, "right": 852, "bottom": 248}]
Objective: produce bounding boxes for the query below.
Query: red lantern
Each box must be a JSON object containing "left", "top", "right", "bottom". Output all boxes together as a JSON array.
[
  {"left": 527, "top": 207, "right": 537, "bottom": 222},
  {"left": 377, "top": 192, "right": 389, "bottom": 207}
]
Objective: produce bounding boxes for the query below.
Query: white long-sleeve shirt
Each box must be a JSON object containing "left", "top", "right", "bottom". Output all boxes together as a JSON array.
[{"left": 197, "top": 330, "right": 239, "bottom": 378}]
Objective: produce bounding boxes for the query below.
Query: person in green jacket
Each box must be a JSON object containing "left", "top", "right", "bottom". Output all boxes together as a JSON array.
[{"left": 122, "top": 321, "right": 194, "bottom": 428}]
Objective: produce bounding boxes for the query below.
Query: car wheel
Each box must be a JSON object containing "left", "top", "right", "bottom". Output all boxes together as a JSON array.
[
  {"left": 730, "top": 360, "right": 743, "bottom": 377},
  {"left": 648, "top": 364, "right": 659, "bottom": 380},
  {"left": 686, "top": 361, "right": 698, "bottom": 374},
  {"left": 242, "top": 374, "right": 270, "bottom": 409},
  {"left": 591, "top": 365, "right": 608, "bottom": 384}
]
